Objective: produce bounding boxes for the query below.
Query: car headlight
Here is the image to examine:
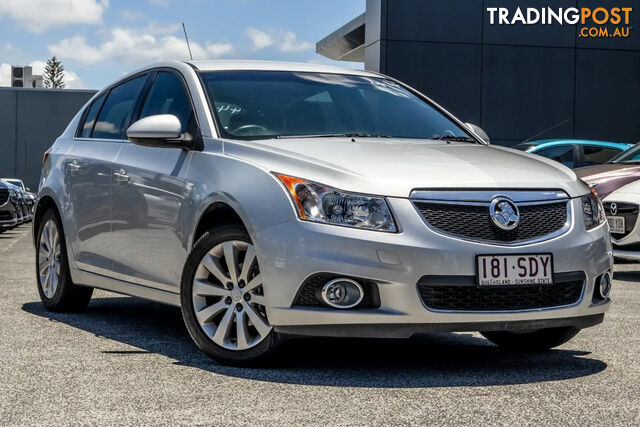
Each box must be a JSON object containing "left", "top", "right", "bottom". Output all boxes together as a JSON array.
[
  {"left": 276, "top": 174, "right": 397, "bottom": 232},
  {"left": 582, "top": 187, "right": 605, "bottom": 230}
]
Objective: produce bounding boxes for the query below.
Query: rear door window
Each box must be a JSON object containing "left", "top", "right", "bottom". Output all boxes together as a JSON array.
[
  {"left": 536, "top": 145, "right": 575, "bottom": 168},
  {"left": 92, "top": 75, "right": 148, "bottom": 140}
]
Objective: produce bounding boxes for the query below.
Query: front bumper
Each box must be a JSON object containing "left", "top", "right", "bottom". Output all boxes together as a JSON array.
[
  {"left": 275, "top": 314, "right": 604, "bottom": 338},
  {"left": 0, "top": 217, "right": 18, "bottom": 227},
  {"left": 612, "top": 247, "right": 640, "bottom": 260},
  {"left": 255, "top": 197, "right": 612, "bottom": 335},
  {"left": 0, "top": 204, "right": 19, "bottom": 227}
]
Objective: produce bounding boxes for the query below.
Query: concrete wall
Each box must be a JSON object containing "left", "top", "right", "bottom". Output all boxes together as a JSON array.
[
  {"left": 0, "top": 88, "right": 96, "bottom": 190},
  {"left": 364, "top": 0, "right": 640, "bottom": 146}
]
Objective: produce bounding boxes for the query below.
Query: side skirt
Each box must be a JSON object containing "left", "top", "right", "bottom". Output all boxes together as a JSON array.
[{"left": 73, "top": 268, "right": 181, "bottom": 307}]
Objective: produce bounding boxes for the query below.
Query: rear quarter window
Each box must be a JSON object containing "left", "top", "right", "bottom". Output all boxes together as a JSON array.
[{"left": 77, "top": 93, "right": 106, "bottom": 138}]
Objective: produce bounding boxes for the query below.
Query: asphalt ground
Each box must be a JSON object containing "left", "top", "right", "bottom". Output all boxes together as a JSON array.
[{"left": 0, "top": 224, "right": 639, "bottom": 426}]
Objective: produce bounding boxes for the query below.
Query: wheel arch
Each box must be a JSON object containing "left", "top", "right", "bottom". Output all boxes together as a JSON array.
[
  {"left": 32, "top": 194, "right": 63, "bottom": 247},
  {"left": 190, "top": 200, "right": 249, "bottom": 248}
]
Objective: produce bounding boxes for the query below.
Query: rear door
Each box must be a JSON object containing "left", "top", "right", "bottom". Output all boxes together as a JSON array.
[
  {"left": 64, "top": 74, "right": 149, "bottom": 274},
  {"left": 110, "top": 70, "right": 198, "bottom": 291}
]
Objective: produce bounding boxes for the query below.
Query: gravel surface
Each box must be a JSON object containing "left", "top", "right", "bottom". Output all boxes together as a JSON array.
[{"left": 1, "top": 224, "right": 639, "bottom": 426}]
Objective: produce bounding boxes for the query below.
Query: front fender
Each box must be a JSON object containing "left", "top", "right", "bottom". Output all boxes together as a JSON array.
[{"left": 185, "top": 146, "right": 296, "bottom": 250}]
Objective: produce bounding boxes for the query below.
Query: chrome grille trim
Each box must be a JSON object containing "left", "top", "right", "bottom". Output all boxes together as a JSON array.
[
  {"left": 410, "top": 189, "right": 570, "bottom": 203},
  {"left": 411, "top": 190, "right": 572, "bottom": 246}
]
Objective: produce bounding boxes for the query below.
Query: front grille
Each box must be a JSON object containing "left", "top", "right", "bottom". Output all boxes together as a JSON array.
[
  {"left": 0, "top": 211, "right": 14, "bottom": 221},
  {"left": 604, "top": 202, "right": 638, "bottom": 238},
  {"left": 613, "top": 242, "right": 640, "bottom": 252},
  {"left": 293, "top": 273, "right": 380, "bottom": 308},
  {"left": 414, "top": 201, "right": 568, "bottom": 243},
  {"left": 418, "top": 279, "right": 584, "bottom": 311},
  {"left": 0, "top": 189, "right": 8, "bottom": 205}
]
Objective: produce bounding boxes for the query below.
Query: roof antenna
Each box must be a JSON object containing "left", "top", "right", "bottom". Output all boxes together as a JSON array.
[
  {"left": 522, "top": 118, "right": 571, "bottom": 143},
  {"left": 182, "top": 22, "right": 194, "bottom": 60}
]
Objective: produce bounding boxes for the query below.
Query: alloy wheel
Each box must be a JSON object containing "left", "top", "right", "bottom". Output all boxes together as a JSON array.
[
  {"left": 38, "top": 219, "right": 61, "bottom": 299},
  {"left": 192, "top": 240, "right": 271, "bottom": 351}
]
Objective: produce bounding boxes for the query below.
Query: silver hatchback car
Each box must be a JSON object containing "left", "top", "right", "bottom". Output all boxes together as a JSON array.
[{"left": 35, "top": 60, "right": 613, "bottom": 365}]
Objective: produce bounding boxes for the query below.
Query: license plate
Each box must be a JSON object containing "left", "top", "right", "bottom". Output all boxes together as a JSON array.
[
  {"left": 477, "top": 254, "right": 553, "bottom": 286},
  {"left": 607, "top": 216, "right": 625, "bottom": 234}
]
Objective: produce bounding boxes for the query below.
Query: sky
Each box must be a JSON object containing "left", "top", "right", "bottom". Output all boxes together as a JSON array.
[{"left": 0, "top": 0, "right": 365, "bottom": 89}]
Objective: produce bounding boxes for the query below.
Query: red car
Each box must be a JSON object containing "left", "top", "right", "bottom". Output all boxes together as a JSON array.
[{"left": 575, "top": 144, "right": 640, "bottom": 198}]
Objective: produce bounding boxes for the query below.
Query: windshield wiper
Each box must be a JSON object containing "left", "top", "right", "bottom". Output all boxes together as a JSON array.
[
  {"left": 431, "top": 135, "right": 477, "bottom": 143},
  {"left": 275, "top": 133, "right": 392, "bottom": 139}
]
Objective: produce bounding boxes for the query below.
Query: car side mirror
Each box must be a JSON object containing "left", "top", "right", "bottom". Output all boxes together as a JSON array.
[
  {"left": 127, "top": 114, "right": 193, "bottom": 150},
  {"left": 465, "top": 123, "right": 490, "bottom": 144}
]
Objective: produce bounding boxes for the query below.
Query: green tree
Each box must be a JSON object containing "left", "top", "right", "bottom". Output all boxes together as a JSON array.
[{"left": 43, "top": 56, "right": 66, "bottom": 89}]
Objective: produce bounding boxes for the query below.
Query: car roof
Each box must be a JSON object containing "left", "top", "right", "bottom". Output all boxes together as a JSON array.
[
  {"left": 186, "top": 60, "right": 377, "bottom": 77},
  {"left": 520, "top": 139, "right": 633, "bottom": 150}
]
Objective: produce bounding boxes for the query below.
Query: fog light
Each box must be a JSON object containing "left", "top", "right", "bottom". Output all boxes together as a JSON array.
[
  {"left": 598, "top": 271, "right": 612, "bottom": 299},
  {"left": 321, "top": 278, "right": 363, "bottom": 309}
]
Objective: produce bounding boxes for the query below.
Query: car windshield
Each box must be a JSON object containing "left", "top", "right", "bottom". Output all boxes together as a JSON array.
[
  {"left": 611, "top": 144, "right": 640, "bottom": 163},
  {"left": 6, "top": 179, "right": 23, "bottom": 189},
  {"left": 200, "top": 71, "right": 474, "bottom": 141}
]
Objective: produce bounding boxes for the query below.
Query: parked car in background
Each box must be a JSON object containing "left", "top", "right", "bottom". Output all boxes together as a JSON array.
[
  {"left": 34, "top": 60, "right": 612, "bottom": 365},
  {"left": 7, "top": 181, "right": 26, "bottom": 224},
  {"left": 2, "top": 178, "right": 35, "bottom": 219},
  {"left": 602, "top": 180, "right": 640, "bottom": 260},
  {"left": 513, "top": 140, "right": 633, "bottom": 169},
  {"left": 0, "top": 180, "right": 23, "bottom": 232},
  {"left": 3, "top": 178, "right": 30, "bottom": 192},
  {"left": 576, "top": 144, "right": 640, "bottom": 199}
]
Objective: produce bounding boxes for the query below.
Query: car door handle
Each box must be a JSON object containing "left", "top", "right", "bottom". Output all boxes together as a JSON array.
[
  {"left": 68, "top": 160, "right": 81, "bottom": 174},
  {"left": 113, "top": 169, "right": 130, "bottom": 183}
]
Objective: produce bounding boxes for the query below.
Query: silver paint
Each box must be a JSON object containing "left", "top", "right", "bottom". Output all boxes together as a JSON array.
[{"left": 34, "top": 60, "right": 612, "bottom": 338}]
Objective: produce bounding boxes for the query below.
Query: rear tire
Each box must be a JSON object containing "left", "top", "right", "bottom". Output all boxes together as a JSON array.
[
  {"left": 36, "top": 209, "right": 93, "bottom": 312},
  {"left": 181, "top": 225, "right": 279, "bottom": 366},
  {"left": 481, "top": 326, "right": 580, "bottom": 351}
]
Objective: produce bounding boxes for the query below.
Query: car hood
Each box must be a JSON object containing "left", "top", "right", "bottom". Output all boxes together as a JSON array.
[
  {"left": 574, "top": 163, "right": 640, "bottom": 199},
  {"left": 223, "top": 137, "right": 587, "bottom": 198},
  {"left": 603, "top": 179, "right": 640, "bottom": 203}
]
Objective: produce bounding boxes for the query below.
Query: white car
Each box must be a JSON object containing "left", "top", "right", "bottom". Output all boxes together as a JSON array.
[{"left": 603, "top": 180, "right": 640, "bottom": 260}]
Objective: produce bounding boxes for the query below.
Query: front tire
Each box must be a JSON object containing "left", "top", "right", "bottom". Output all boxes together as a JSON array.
[
  {"left": 481, "top": 326, "right": 580, "bottom": 351},
  {"left": 36, "top": 209, "right": 93, "bottom": 312},
  {"left": 180, "top": 225, "right": 279, "bottom": 366}
]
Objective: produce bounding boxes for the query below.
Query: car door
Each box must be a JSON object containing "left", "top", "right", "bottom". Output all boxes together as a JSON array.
[
  {"left": 64, "top": 74, "right": 149, "bottom": 273},
  {"left": 110, "top": 70, "right": 197, "bottom": 291},
  {"left": 534, "top": 144, "right": 578, "bottom": 168}
]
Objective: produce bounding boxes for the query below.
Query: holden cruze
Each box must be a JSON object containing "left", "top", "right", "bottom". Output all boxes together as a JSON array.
[{"left": 34, "top": 60, "right": 613, "bottom": 365}]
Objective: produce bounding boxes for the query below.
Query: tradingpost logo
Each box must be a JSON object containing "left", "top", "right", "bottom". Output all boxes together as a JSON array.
[{"left": 487, "top": 7, "right": 633, "bottom": 38}]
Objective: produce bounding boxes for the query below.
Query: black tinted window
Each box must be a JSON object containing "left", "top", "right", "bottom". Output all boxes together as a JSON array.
[
  {"left": 537, "top": 145, "right": 575, "bottom": 168},
  {"left": 92, "top": 75, "right": 148, "bottom": 139},
  {"left": 582, "top": 146, "right": 621, "bottom": 166},
  {"left": 138, "top": 72, "right": 194, "bottom": 133},
  {"left": 79, "top": 93, "right": 106, "bottom": 138}
]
